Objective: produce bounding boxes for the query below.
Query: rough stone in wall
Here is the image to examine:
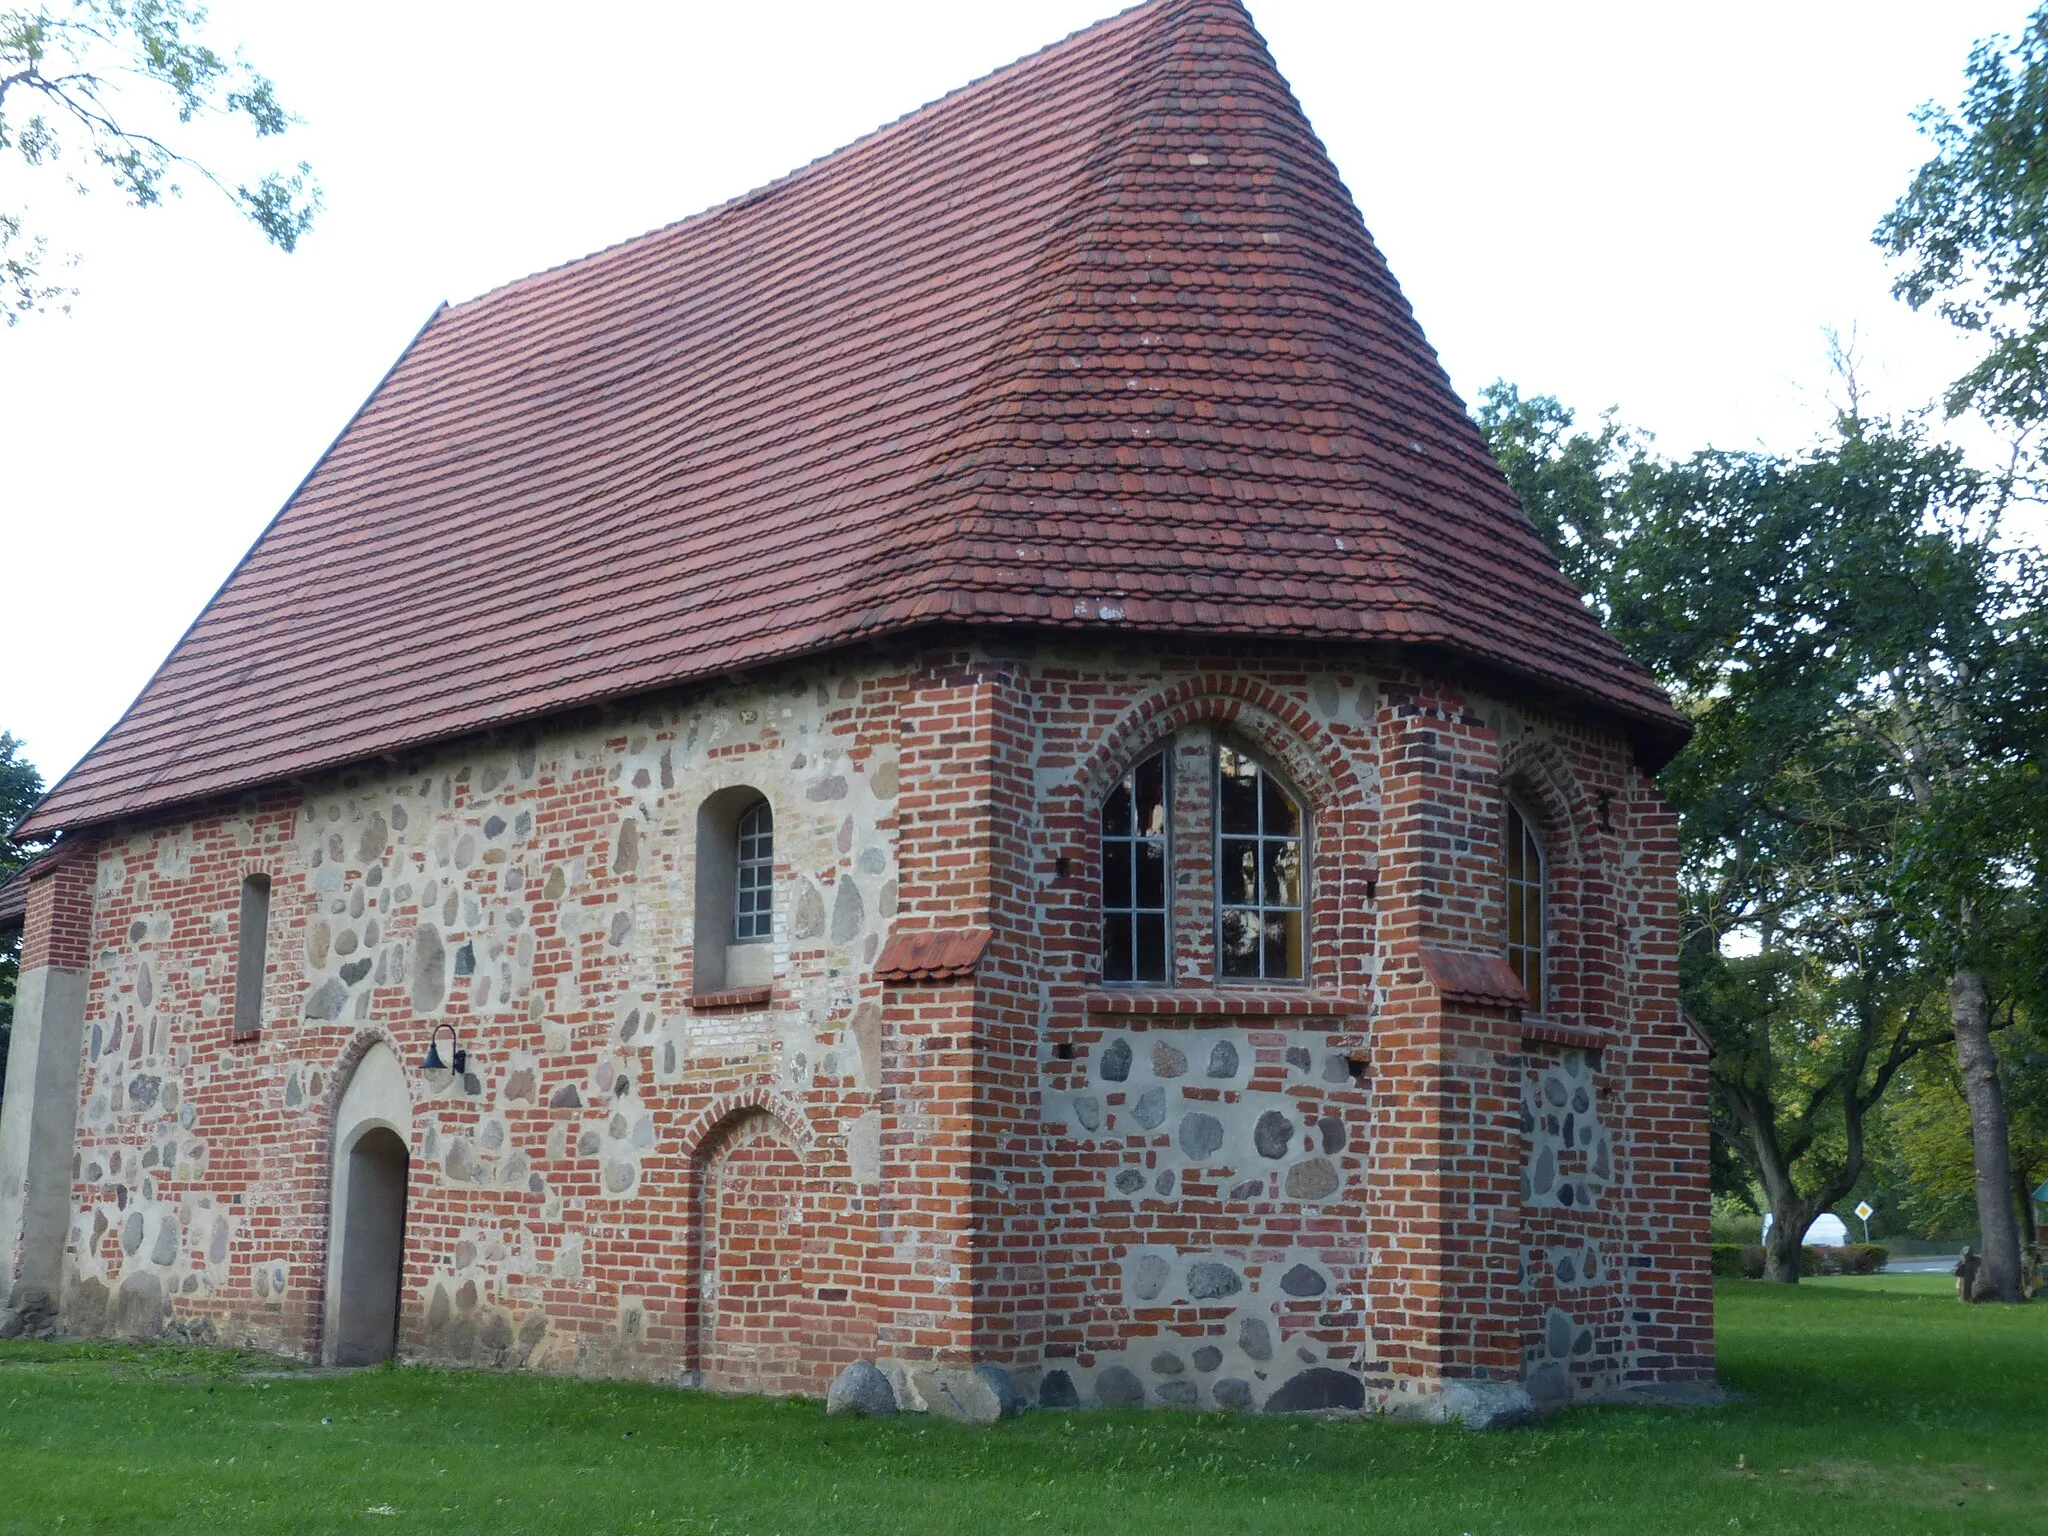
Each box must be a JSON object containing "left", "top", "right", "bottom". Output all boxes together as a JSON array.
[
  {"left": 28, "top": 640, "right": 1708, "bottom": 1409},
  {"left": 1523, "top": 1052, "right": 1610, "bottom": 1211},
  {"left": 1052, "top": 1029, "right": 1356, "bottom": 1207},
  {"left": 54, "top": 660, "right": 902, "bottom": 1370}
]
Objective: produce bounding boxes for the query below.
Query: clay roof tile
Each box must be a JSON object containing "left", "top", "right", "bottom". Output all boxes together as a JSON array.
[{"left": 20, "top": 0, "right": 1682, "bottom": 839}]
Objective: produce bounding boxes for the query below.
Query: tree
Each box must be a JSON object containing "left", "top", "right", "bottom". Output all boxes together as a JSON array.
[
  {"left": 1, "top": 0, "right": 319, "bottom": 321},
  {"left": 1694, "top": 941, "right": 1946, "bottom": 1283},
  {"left": 1875, "top": 998, "right": 2048, "bottom": 1250},
  {"left": 0, "top": 732, "right": 49, "bottom": 1089},
  {"left": 1878, "top": 5, "right": 2048, "bottom": 431},
  {"left": 1479, "top": 387, "right": 2048, "bottom": 1287}
]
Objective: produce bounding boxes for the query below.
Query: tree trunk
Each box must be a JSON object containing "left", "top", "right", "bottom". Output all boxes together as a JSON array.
[
  {"left": 1755, "top": 1160, "right": 1818, "bottom": 1285},
  {"left": 1952, "top": 969, "right": 2023, "bottom": 1301},
  {"left": 1762, "top": 1208, "right": 1808, "bottom": 1283},
  {"left": 2016, "top": 1160, "right": 2038, "bottom": 1251}
]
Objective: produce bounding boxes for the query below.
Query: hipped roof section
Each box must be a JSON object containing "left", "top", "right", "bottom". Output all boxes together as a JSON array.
[{"left": 20, "top": 0, "right": 1683, "bottom": 839}]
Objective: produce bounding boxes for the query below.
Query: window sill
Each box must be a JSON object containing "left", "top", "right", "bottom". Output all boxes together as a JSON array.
[
  {"left": 1084, "top": 988, "right": 1353, "bottom": 1019},
  {"left": 689, "top": 985, "right": 773, "bottom": 1011},
  {"left": 1521, "top": 1016, "right": 1611, "bottom": 1053}
]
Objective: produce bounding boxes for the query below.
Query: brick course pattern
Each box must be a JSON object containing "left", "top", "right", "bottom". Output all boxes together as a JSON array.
[{"left": 22, "top": 644, "right": 1713, "bottom": 1412}]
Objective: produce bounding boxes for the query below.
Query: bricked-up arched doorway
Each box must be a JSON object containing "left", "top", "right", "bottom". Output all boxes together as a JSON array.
[{"left": 698, "top": 1111, "right": 811, "bottom": 1395}]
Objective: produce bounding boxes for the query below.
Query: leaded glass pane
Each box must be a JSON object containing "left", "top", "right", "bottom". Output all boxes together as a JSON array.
[
  {"left": 1106, "top": 915, "right": 1134, "bottom": 982},
  {"left": 1220, "top": 838, "right": 1259, "bottom": 905},
  {"left": 1102, "top": 750, "right": 1171, "bottom": 983},
  {"left": 1136, "top": 754, "right": 1168, "bottom": 837},
  {"left": 1219, "top": 908, "right": 1260, "bottom": 977},
  {"left": 1135, "top": 841, "right": 1167, "bottom": 908},
  {"left": 1104, "top": 780, "right": 1133, "bottom": 838},
  {"left": 1105, "top": 841, "right": 1132, "bottom": 907},
  {"left": 734, "top": 799, "right": 775, "bottom": 942},
  {"left": 1218, "top": 747, "right": 1260, "bottom": 833},
  {"left": 1505, "top": 803, "right": 1545, "bottom": 1009},
  {"left": 1136, "top": 913, "right": 1167, "bottom": 981},
  {"left": 1265, "top": 842, "right": 1300, "bottom": 906},
  {"left": 1213, "top": 745, "right": 1305, "bottom": 980},
  {"left": 1261, "top": 772, "right": 1300, "bottom": 836}
]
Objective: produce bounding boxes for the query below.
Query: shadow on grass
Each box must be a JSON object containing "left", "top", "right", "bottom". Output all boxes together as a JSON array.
[{"left": 1, "top": 1283, "right": 2044, "bottom": 1535}]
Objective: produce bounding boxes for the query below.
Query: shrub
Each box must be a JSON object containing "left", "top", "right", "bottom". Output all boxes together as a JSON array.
[
  {"left": 1716, "top": 1243, "right": 1877, "bottom": 1279},
  {"left": 1806, "top": 1244, "right": 1887, "bottom": 1275},
  {"left": 1710, "top": 1206, "right": 1765, "bottom": 1246}
]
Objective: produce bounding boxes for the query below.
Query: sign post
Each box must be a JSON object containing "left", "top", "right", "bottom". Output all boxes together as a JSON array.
[{"left": 1854, "top": 1200, "right": 1874, "bottom": 1243}]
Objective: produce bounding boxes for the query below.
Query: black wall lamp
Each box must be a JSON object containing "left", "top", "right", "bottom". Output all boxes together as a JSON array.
[{"left": 422, "top": 1023, "right": 467, "bottom": 1076}]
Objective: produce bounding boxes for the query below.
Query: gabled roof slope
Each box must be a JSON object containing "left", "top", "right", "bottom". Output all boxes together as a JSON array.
[{"left": 22, "top": 0, "right": 1683, "bottom": 838}]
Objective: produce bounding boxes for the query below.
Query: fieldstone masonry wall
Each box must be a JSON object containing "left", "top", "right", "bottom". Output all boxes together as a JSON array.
[{"left": 2, "top": 641, "right": 1712, "bottom": 1413}]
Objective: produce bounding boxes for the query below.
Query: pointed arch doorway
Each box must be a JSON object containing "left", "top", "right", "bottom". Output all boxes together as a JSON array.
[
  {"left": 323, "top": 1041, "right": 414, "bottom": 1366},
  {"left": 698, "top": 1110, "right": 811, "bottom": 1395}
]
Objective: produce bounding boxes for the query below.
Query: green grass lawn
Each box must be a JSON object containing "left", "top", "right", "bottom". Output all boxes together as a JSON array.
[{"left": 3, "top": 1278, "right": 2043, "bottom": 1534}]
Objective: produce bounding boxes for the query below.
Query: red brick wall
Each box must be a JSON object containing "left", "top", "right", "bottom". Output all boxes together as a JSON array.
[
  {"left": 21, "top": 848, "right": 95, "bottom": 974},
  {"left": 38, "top": 641, "right": 1711, "bottom": 1405}
]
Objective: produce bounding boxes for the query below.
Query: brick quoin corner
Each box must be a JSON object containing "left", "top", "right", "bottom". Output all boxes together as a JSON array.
[{"left": 0, "top": 0, "right": 1712, "bottom": 1422}]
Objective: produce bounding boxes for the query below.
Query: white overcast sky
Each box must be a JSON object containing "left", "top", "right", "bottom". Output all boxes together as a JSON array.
[{"left": 0, "top": 0, "right": 2031, "bottom": 793}]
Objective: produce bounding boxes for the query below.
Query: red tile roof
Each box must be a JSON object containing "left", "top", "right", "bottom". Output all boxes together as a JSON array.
[
  {"left": 1419, "top": 946, "right": 1529, "bottom": 1011},
  {"left": 20, "top": 0, "right": 1684, "bottom": 839},
  {"left": 874, "top": 927, "right": 993, "bottom": 983}
]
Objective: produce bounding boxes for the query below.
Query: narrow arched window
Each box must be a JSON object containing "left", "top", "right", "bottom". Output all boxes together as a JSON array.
[
  {"left": 1216, "top": 745, "right": 1304, "bottom": 981},
  {"left": 1101, "top": 750, "right": 1169, "bottom": 983},
  {"left": 695, "top": 789, "right": 774, "bottom": 994},
  {"left": 231, "top": 873, "right": 271, "bottom": 1040},
  {"left": 1505, "top": 803, "right": 1546, "bottom": 1009},
  {"left": 734, "top": 800, "right": 774, "bottom": 941}
]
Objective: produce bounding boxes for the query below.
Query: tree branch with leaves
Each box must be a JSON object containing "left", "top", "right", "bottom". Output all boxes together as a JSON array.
[{"left": 0, "top": 0, "right": 319, "bottom": 322}]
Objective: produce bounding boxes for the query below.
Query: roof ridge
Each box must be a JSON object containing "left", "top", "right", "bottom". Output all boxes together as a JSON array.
[{"left": 453, "top": 0, "right": 1169, "bottom": 315}]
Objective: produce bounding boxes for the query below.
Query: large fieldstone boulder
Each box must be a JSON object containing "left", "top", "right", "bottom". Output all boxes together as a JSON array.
[
  {"left": 826, "top": 1360, "right": 899, "bottom": 1418},
  {"left": 1038, "top": 1369, "right": 1080, "bottom": 1409},
  {"left": 1094, "top": 1365, "right": 1145, "bottom": 1407},
  {"left": 1263, "top": 1367, "right": 1365, "bottom": 1413},
  {"left": 111, "top": 1271, "right": 164, "bottom": 1339},
  {"left": 912, "top": 1367, "right": 1005, "bottom": 1425},
  {"left": 1435, "top": 1379, "right": 1536, "bottom": 1430},
  {"left": 973, "top": 1363, "right": 1022, "bottom": 1419}
]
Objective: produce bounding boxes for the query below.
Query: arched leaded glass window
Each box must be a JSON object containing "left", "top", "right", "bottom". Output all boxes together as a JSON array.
[
  {"left": 1101, "top": 750, "right": 1170, "bottom": 983},
  {"left": 1505, "top": 802, "right": 1546, "bottom": 1009},
  {"left": 1216, "top": 744, "right": 1304, "bottom": 980},
  {"left": 734, "top": 799, "right": 775, "bottom": 942}
]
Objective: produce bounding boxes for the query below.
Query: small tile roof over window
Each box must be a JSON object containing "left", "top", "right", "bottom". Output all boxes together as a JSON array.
[
  {"left": 875, "top": 927, "right": 994, "bottom": 983},
  {"left": 19, "top": 0, "right": 1684, "bottom": 838},
  {"left": 1419, "top": 947, "right": 1530, "bottom": 1011}
]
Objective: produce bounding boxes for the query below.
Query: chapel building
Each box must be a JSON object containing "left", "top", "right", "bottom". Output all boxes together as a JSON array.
[{"left": 0, "top": 0, "right": 1713, "bottom": 1418}]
